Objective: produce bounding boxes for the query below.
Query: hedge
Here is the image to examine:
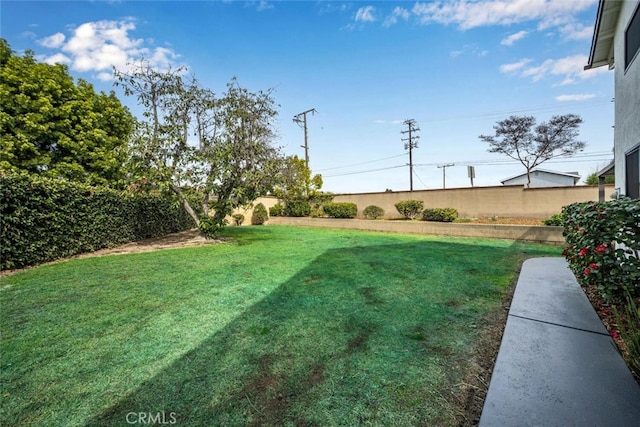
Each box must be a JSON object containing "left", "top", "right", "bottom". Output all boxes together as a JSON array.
[
  {"left": 323, "top": 202, "right": 358, "bottom": 219},
  {"left": 422, "top": 208, "right": 458, "bottom": 222},
  {"left": 1, "top": 171, "right": 194, "bottom": 270}
]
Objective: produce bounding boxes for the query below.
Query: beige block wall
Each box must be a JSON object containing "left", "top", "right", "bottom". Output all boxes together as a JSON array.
[
  {"left": 331, "top": 185, "right": 612, "bottom": 219},
  {"left": 268, "top": 217, "right": 564, "bottom": 244},
  {"left": 232, "top": 184, "right": 612, "bottom": 224}
]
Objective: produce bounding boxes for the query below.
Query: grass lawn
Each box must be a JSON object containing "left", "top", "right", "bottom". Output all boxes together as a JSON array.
[{"left": 0, "top": 226, "right": 559, "bottom": 426}]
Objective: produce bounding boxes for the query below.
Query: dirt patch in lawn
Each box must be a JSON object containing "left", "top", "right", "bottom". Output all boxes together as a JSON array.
[{"left": 79, "top": 229, "right": 221, "bottom": 257}]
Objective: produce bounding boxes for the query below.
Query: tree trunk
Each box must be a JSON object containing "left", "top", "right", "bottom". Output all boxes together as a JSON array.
[
  {"left": 169, "top": 183, "right": 200, "bottom": 228},
  {"left": 526, "top": 168, "right": 532, "bottom": 188}
]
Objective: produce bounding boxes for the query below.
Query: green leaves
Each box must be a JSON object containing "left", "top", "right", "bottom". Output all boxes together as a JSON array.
[
  {"left": 394, "top": 200, "right": 424, "bottom": 220},
  {"left": 116, "top": 64, "right": 283, "bottom": 233},
  {"left": 561, "top": 199, "right": 640, "bottom": 300},
  {"left": 0, "top": 39, "right": 133, "bottom": 186},
  {"left": 480, "top": 114, "right": 585, "bottom": 187},
  {"left": 0, "top": 171, "right": 193, "bottom": 270}
]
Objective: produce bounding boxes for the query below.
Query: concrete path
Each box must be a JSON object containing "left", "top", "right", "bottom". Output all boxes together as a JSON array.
[{"left": 480, "top": 257, "right": 640, "bottom": 427}]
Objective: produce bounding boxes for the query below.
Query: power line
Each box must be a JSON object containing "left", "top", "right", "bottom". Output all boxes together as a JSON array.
[
  {"left": 413, "top": 169, "right": 428, "bottom": 189},
  {"left": 324, "top": 164, "right": 406, "bottom": 178},
  {"left": 316, "top": 153, "right": 406, "bottom": 172}
]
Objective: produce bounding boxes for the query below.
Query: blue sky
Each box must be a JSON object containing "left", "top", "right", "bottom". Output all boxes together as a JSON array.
[{"left": 1, "top": 0, "right": 615, "bottom": 193}]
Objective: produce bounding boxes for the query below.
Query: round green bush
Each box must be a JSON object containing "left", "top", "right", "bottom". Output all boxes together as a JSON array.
[
  {"left": 323, "top": 202, "right": 358, "bottom": 218},
  {"left": 232, "top": 213, "right": 245, "bottom": 226},
  {"left": 251, "top": 203, "right": 269, "bottom": 225},
  {"left": 363, "top": 205, "right": 385, "bottom": 219},
  {"left": 283, "top": 200, "right": 311, "bottom": 217},
  {"left": 422, "top": 208, "right": 458, "bottom": 222},
  {"left": 269, "top": 202, "right": 283, "bottom": 217},
  {"left": 395, "top": 200, "right": 424, "bottom": 219}
]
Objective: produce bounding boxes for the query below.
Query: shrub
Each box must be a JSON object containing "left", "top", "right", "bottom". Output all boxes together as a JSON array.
[
  {"left": 615, "top": 290, "right": 640, "bottom": 378},
  {"left": 561, "top": 198, "right": 640, "bottom": 301},
  {"left": 283, "top": 199, "right": 311, "bottom": 217},
  {"left": 199, "top": 215, "right": 226, "bottom": 238},
  {"left": 269, "top": 202, "right": 284, "bottom": 217},
  {"left": 323, "top": 202, "right": 358, "bottom": 219},
  {"left": 543, "top": 213, "right": 564, "bottom": 226},
  {"left": 232, "top": 214, "right": 245, "bottom": 226},
  {"left": 363, "top": 205, "right": 385, "bottom": 219},
  {"left": 422, "top": 208, "right": 458, "bottom": 222},
  {"left": 310, "top": 206, "right": 324, "bottom": 218},
  {"left": 0, "top": 171, "right": 193, "bottom": 270},
  {"left": 251, "top": 203, "right": 269, "bottom": 225},
  {"left": 395, "top": 200, "right": 424, "bottom": 220}
]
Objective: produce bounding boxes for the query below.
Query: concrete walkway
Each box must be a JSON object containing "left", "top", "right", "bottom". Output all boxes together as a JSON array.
[{"left": 480, "top": 257, "right": 640, "bottom": 426}]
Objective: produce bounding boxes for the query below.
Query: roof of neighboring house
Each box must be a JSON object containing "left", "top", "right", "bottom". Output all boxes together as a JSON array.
[
  {"left": 584, "top": 0, "right": 623, "bottom": 70},
  {"left": 500, "top": 169, "right": 581, "bottom": 184},
  {"left": 597, "top": 160, "right": 615, "bottom": 177}
]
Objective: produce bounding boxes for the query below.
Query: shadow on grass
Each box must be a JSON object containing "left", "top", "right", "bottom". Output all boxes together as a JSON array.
[{"left": 86, "top": 239, "right": 554, "bottom": 426}]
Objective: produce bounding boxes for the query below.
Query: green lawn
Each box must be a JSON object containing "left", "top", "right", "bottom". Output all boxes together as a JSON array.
[{"left": 0, "top": 226, "right": 559, "bottom": 426}]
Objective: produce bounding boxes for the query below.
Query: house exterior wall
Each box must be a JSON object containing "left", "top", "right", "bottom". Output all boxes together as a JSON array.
[
  {"left": 502, "top": 171, "right": 577, "bottom": 188},
  {"left": 614, "top": 1, "right": 640, "bottom": 196}
]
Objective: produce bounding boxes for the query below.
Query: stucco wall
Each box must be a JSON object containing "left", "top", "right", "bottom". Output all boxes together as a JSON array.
[
  {"left": 330, "top": 185, "right": 607, "bottom": 219},
  {"left": 614, "top": 1, "right": 640, "bottom": 195},
  {"left": 232, "top": 184, "right": 608, "bottom": 222},
  {"left": 267, "top": 217, "right": 564, "bottom": 245}
]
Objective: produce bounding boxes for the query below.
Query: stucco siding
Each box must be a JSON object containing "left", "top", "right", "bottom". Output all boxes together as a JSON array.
[{"left": 614, "top": 1, "right": 640, "bottom": 195}]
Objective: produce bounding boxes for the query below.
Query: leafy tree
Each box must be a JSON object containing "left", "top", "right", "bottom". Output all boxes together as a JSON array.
[
  {"left": 115, "top": 61, "right": 283, "bottom": 236},
  {"left": 479, "top": 114, "right": 585, "bottom": 187},
  {"left": 585, "top": 172, "right": 615, "bottom": 185},
  {"left": 272, "top": 154, "right": 331, "bottom": 213},
  {"left": 0, "top": 39, "right": 134, "bottom": 186}
]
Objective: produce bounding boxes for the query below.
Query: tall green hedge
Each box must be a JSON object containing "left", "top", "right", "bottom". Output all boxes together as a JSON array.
[{"left": 1, "top": 171, "right": 194, "bottom": 270}]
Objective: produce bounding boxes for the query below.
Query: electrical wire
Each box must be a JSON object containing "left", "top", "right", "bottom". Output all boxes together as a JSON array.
[
  {"left": 316, "top": 153, "right": 406, "bottom": 172},
  {"left": 324, "top": 164, "right": 406, "bottom": 178}
]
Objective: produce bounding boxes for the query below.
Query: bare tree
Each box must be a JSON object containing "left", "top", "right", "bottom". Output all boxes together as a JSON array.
[{"left": 479, "top": 114, "right": 585, "bottom": 187}]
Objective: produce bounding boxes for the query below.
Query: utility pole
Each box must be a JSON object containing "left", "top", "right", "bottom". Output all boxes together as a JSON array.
[
  {"left": 437, "top": 163, "right": 454, "bottom": 189},
  {"left": 293, "top": 108, "right": 317, "bottom": 167},
  {"left": 401, "top": 119, "right": 420, "bottom": 191}
]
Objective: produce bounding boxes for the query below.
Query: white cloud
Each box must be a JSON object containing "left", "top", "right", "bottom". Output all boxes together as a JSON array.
[
  {"left": 38, "top": 32, "right": 66, "bottom": 48},
  {"left": 501, "top": 30, "right": 528, "bottom": 46},
  {"left": 555, "top": 94, "right": 596, "bottom": 102},
  {"left": 42, "top": 53, "right": 71, "bottom": 65},
  {"left": 499, "top": 58, "right": 531, "bottom": 73},
  {"left": 559, "top": 22, "right": 594, "bottom": 40},
  {"left": 256, "top": 1, "right": 274, "bottom": 12},
  {"left": 355, "top": 6, "right": 376, "bottom": 23},
  {"left": 38, "top": 18, "right": 181, "bottom": 81},
  {"left": 412, "top": 0, "right": 596, "bottom": 30},
  {"left": 502, "top": 54, "right": 610, "bottom": 84},
  {"left": 450, "top": 43, "right": 489, "bottom": 58},
  {"left": 383, "top": 7, "right": 410, "bottom": 27}
]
